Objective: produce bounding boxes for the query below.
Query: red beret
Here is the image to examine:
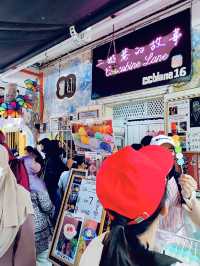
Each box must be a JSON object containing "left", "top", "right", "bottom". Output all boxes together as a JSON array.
[{"left": 97, "top": 145, "right": 173, "bottom": 222}]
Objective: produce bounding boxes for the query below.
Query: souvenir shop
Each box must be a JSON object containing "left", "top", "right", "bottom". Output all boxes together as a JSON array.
[
  {"left": 0, "top": 71, "right": 43, "bottom": 155},
  {"left": 35, "top": 2, "right": 200, "bottom": 265}
]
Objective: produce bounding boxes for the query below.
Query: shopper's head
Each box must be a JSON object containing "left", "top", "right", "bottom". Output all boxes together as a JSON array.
[
  {"left": 97, "top": 145, "right": 173, "bottom": 266},
  {"left": 141, "top": 135, "right": 153, "bottom": 147},
  {"left": 74, "top": 155, "right": 86, "bottom": 169},
  {"left": 151, "top": 135, "right": 176, "bottom": 180},
  {"left": 151, "top": 135, "right": 176, "bottom": 157},
  {"left": 38, "top": 138, "right": 51, "bottom": 154},
  {"left": 24, "top": 146, "right": 34, "bottom": 156}
]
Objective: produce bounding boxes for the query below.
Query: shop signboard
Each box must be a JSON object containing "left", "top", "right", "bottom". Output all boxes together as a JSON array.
[
  {"left": 56, "top": 74, "right": 76, "bottom": 99},
  {"left": 92, "top": 9, "right": 191, "bottom": 99}
]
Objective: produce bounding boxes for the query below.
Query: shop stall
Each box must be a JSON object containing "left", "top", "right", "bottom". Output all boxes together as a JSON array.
[{"left": 37, "top": 2, "right": 200, "bottom": 264}]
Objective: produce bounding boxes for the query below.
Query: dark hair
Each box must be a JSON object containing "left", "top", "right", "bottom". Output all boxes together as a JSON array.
[
  {"left": 74, "top": 155, "right": 85, "bottom": 166},
  {"left": 38, "top": 138, "right": 50, "bottom": 146},
  {"left": 141, "top": 136, "right": 153, "bottom": 147},
  {"left": 24, "top": 146, "right": 34, "bottom": 154},
  {"left": 99, "top": 195, "right": 165, "bottom": 266},
  {"left": 32, "top": 148, "right": 44, "bottom": 169},
  {"left": 131, "top": 144, "right": 142, "bottom": 151},
  {"left": 38, "top": 138, "right": 51, "bottom": 154}
]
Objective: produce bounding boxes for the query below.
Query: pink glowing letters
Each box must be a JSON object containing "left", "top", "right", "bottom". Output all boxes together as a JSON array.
[{"left": 96, "top": 28, "right": 182, "bottom": 77}]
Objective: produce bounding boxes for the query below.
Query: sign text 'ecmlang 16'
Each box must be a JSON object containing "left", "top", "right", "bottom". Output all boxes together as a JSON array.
[{"left": 96, "top": 28, "right": 182, "bottom": 77}]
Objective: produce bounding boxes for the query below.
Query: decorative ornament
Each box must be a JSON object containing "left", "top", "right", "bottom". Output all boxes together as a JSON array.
[{"left": 172, "top": 135, "right": 184, "bottom": 173}]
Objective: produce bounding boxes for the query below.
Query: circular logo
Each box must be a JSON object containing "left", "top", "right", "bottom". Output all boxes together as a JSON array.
[{"left": 56, "top": 74, "right": 76, "bottom": 99}]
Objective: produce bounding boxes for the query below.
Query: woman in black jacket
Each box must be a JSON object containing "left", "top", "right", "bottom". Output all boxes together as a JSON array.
[{"left": 41, "top": 140, "right": 66, "bottom": 206}]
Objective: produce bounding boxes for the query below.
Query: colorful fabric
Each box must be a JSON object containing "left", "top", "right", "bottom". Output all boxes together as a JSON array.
[{"left": 31, "top": 191, "right": 54, "bottom": 255}]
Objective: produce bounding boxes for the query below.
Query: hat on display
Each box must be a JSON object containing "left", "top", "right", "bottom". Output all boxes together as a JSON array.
[
  {"left": 151, "top": 135, "right": 175, "bottom": 147},
  {"left": 96, "top": 145, "right": 173, "bottom": 223}
]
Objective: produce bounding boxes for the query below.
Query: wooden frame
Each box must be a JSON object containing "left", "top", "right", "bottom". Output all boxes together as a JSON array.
[
  {"left": 49, "top": 169, "right": 106, "bottom": 266},
  {"left": 77, "top": 109, "right": 99, "bottom": 120}
]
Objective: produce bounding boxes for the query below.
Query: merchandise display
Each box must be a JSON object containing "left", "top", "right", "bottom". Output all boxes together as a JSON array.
[
  {"left": 72, "top": 120, "right": 114, "bottom": 154},
  {"left": 0, "top": 80, "right": 38, "bottom": 118}
]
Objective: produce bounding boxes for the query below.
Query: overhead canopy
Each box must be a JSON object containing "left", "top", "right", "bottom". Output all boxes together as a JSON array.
[{"left": 0, "top": 0, "right": 138, "bottom": 73}]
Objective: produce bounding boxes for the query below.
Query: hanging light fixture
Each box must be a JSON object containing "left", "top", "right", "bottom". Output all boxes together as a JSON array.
[{"left": 106, "top": 24, "right": 119, "bottom": 76}]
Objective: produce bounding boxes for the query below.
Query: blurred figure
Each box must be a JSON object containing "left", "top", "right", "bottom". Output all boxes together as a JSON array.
[
  {"left": 11, "top": 148, "right": 19, "bottom": 158},
  {"left": 151, "top": 135, "right": 197, "bottom": 233},
  {"left": 23, "top": 146, "right": 54, "bottom": 266},
  {"left": 58, "top": 158, "right": 77, "bottom": 200},
  {"left": 0, "top": 145, "right": 36, "bottom": 266},
  {"left": 38, "top": 138, "right": 51, "bottom": 156},
  {"left": 23, "top": 146, "right": 46, "bottom": 192},
  {"left": 42, "top": 140, "right": 65, "bottom": 206}
]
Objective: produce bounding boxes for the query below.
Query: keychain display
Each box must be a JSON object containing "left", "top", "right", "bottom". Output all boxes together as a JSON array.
[{"left": 172, "top": 135, "right": 185, "bottom": 174}]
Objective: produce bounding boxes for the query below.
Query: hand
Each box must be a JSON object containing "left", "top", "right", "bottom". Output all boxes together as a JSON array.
[
  {"left": 179, "top": 174, "right": 197, "bottom": 199},
  {"left": 182, "top": 193, "right": 200, "bottom": 227}
]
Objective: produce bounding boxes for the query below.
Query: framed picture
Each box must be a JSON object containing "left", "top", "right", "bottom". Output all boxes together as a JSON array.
[
  {"left": 78, "top": 110, "right": 99, "bottom": 120},
  {"left": 49, "top": 169, "right": 106, "bottom": 266}
]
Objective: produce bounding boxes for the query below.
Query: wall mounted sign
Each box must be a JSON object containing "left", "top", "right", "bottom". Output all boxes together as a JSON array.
[
  {"left": 92, "top": 9, "right": 191, "bottom": 99},
  {"left": 78, "top": 110, "right": 99, "bottom": 120},
  {"left": 56, "top": 74, "right": 76, "bottom": 99}
]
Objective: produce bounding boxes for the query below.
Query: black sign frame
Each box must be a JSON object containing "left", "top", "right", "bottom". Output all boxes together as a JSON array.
[{"left": 92, "top": 9, "right": 191, "bottom": 99}]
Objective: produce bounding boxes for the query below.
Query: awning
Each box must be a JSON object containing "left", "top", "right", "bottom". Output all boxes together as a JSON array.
[{"left": 0, "top": 0, "right": 138, "bottom": 73}]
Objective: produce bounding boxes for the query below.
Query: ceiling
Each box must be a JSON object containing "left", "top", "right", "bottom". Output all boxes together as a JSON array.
[{"left": 0, "top": 0, "right": 139, "bottom": 73}]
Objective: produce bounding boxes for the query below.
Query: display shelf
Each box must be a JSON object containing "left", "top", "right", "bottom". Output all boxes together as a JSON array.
[{"left": 155, "top": 229, "right": 200, "bottom": 265}]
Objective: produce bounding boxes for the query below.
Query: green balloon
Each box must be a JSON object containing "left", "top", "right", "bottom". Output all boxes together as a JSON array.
[
  {"left": 175, "top": 146, "right": 182, "bottom": 153},
  {"left": 18, "top": 101, "right": 24, "bottom": 106}
]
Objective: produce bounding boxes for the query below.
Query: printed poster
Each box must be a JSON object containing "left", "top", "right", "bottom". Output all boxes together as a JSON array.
[
  {"left": 190, "top": 97, "right": 200, "bottom": 128},
  {"left": 168, "top": 99, "right": 189, "bottom": 134},
  {"left": 55, "top": 214, "right": 83, "bottom": 265}
]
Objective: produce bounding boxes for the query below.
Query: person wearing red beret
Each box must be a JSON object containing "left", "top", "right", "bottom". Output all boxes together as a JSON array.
[{"left": 80, "top": 145, "right": 188, "bottom": 266}]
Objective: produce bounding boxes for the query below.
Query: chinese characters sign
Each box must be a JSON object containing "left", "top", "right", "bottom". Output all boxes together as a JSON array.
[
  {"left": 96, "top": 28, "right": 182, "bottom": 77},
  {"left": 92, "top": 9, "right": 191, "bottom": 99}
]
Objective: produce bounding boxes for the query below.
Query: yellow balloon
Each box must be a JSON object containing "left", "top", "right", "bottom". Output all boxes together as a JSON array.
[
  {"left": 172, "top": 135, "right": 180, "bottom": 142},
  {"left": 78, "top": 127, "right": 87, "bottom": 136},
  {"left": 81, "top": 136, "right": 89, "bottom": 145}
]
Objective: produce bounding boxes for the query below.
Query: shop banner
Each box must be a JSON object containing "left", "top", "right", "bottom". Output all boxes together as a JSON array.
[{"left": 92, "top": 9, "right": 191, "bottom": 99}]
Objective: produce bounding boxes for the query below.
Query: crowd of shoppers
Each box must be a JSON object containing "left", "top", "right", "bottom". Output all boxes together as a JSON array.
[{"left": 0, "top": 130, "right": 200, "bottom": 266}]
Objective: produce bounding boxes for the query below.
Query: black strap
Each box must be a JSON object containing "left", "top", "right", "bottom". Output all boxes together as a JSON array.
[{"left": 12, "top": 228, "right": 21, "bottom": 266}]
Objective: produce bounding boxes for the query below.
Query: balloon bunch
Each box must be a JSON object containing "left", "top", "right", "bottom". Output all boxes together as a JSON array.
[
  {"left": 23, "top": 79, "right": 38, "bottom": 109},
  {"left": 0, "top": 79, "right": 38, "bottom": 118}
]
